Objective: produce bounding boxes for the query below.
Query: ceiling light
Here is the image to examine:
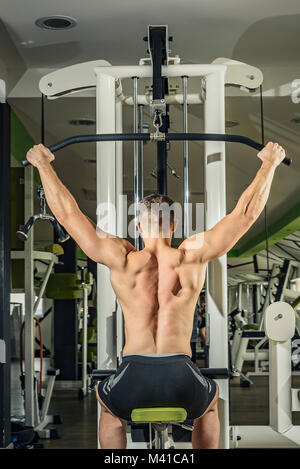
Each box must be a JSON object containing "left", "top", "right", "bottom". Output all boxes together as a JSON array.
[
  {"left": 69, "top": 118, "right": 95, "bottom": 126},
  {"left": 20, "top": 40, "right": 35, "bottom": 46},
  {"left": 35, "top": 16, "right": 77, "bottom": 30}
]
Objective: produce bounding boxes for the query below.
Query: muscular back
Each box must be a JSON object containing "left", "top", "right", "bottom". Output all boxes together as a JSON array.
[
  {"left": 110, "top": 246, "right": 207, "bottom": 356},
  {"left": 29, "top": 141, "right": 282, "bottom": 358}
]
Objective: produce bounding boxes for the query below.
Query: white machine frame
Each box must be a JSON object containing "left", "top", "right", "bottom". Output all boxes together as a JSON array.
[
  {"left": 37, "top": 29, "right": 300, "bottom": 448},
  {"left": 93, "top": 61, "right": 230, "bottom": 448},
  {"left": 40, "top": 58, "right": 231, "bottom": 447}
]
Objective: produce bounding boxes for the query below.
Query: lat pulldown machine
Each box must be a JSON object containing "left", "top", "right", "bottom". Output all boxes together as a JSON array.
[{"left": 23, "top": 26, "right": 293, "bottom": 448}]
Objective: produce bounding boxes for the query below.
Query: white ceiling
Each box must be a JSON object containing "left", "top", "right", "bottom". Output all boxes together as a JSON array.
[
  {"left": 1, "top": 1, "right": 300, "bottom": 259},
  {"left": 2, "top": 0, "right": 300, "bottom": 68}
]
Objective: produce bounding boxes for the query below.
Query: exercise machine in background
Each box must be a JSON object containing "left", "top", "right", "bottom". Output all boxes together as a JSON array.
[
  {"left": 232, "top": 301, "right": 300, "bottom": 448},
  {"left": 11, "top": 242, "right": 62, "bottom": 439}
]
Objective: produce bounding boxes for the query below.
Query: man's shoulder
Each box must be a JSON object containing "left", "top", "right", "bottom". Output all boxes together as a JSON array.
[
  {"left": 104, "top": 238, "right": 136, "bottom": 270},
  {"left": 177, "top": 236, "right": 209, "bottom": 267},
  {"left": 179, "top": 232, "right": 206, "bottom": 251},
  {"left": 120, "top": 238, "right": 136, "bottom": 252}
]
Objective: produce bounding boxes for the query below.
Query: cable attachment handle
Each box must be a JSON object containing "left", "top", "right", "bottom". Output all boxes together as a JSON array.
[
  {"left": 151, "top": 110, "right": 165, "bottom": 141},
  {"left": 37, "top": 185, "right": 47, "bottom": 216},
  {"left": 153, "top": 110, "right": 163, "bottom": 130}
]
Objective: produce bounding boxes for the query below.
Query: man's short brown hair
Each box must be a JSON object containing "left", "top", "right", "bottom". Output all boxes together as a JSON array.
[
  {"left": 138, "top": 193, "right": 174, "bottom": 209},
  {"left": 138, "top": 193, "right": 175, "bottom": 226}
]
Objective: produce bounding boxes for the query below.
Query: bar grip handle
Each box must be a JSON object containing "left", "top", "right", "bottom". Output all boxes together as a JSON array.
[
  {"left": 283, "top": 156, "right": 291, "bottom": 166},
  {"left": 256, "top": 143, "right": 292, "bottom": 166}
]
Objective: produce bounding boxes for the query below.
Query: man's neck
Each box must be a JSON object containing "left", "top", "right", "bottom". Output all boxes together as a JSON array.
[{"left": 143, "top": 237, "right": 172, "bottom": 252}]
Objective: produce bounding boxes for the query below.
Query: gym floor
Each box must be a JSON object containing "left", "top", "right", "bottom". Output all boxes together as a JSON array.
[
  {"left": 41, "top": 367, "right": 300, "bottom": 449},
  {"left": 43, "top": 390, "right": 97, "bottom": 449}
]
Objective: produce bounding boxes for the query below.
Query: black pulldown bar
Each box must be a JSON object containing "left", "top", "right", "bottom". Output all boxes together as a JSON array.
[{"left": 22, "top": 133, "right": 292, "bottom": 167}]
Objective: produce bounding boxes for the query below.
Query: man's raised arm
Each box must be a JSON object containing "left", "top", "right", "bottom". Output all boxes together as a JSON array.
[
  {"left": 181, "top": 142, "right": 286, "bottom": 262},
  {"left": 26, "top": 144, "right": 134, "bottom": 267}
]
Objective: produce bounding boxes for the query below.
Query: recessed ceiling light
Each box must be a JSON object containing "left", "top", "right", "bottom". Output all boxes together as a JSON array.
[
  {"left": 225, "top": 120, "right": 239, "bottom": 128},
  {"left": 69, "top": 118, "right": 95, "bottom": 126},
  {"left": 35, "top": 16, "right": 77, "bottom": 30},
  {"left": 20, "top": 40, "right": 35, "bottom": 46}
]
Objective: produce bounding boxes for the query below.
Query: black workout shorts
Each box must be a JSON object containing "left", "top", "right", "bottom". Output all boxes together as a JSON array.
[{"left": 97, "top": 354, "right": 217, "bottom": 421}]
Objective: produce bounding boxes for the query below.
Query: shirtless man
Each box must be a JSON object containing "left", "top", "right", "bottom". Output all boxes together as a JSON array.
[{"left": 26, "top": 141, "right": 286, "bottom": 449}]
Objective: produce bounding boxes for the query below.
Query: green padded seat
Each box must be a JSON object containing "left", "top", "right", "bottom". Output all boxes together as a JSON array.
[
  {"left": 131, "top": 407, "right": 187, "bottom": 423},
  {"left": 44, "top": 243, "right": 64, "bottom": 256}
]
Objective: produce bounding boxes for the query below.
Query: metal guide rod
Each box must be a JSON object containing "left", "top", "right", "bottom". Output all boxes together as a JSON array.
[
  {"left": 24, "top": 166, "right": 35, "bottom": 426},
  {"left": 182, "top": 76, "right": 189, "bottom": 238},
  {"left": 138, "top": 104, "right": 144, "bottom": 251},
  {"left": 22, "top": 133, "right": 292, "bottom": 166},
  {"left": 133, "top": 77, "right": 139, "bottom": 249},
  {"left": 82, "top": 285, "right": 88, "bottom": 397},
  {"left": 139, "top": 105, "right": 144, "bottom": 200}
]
